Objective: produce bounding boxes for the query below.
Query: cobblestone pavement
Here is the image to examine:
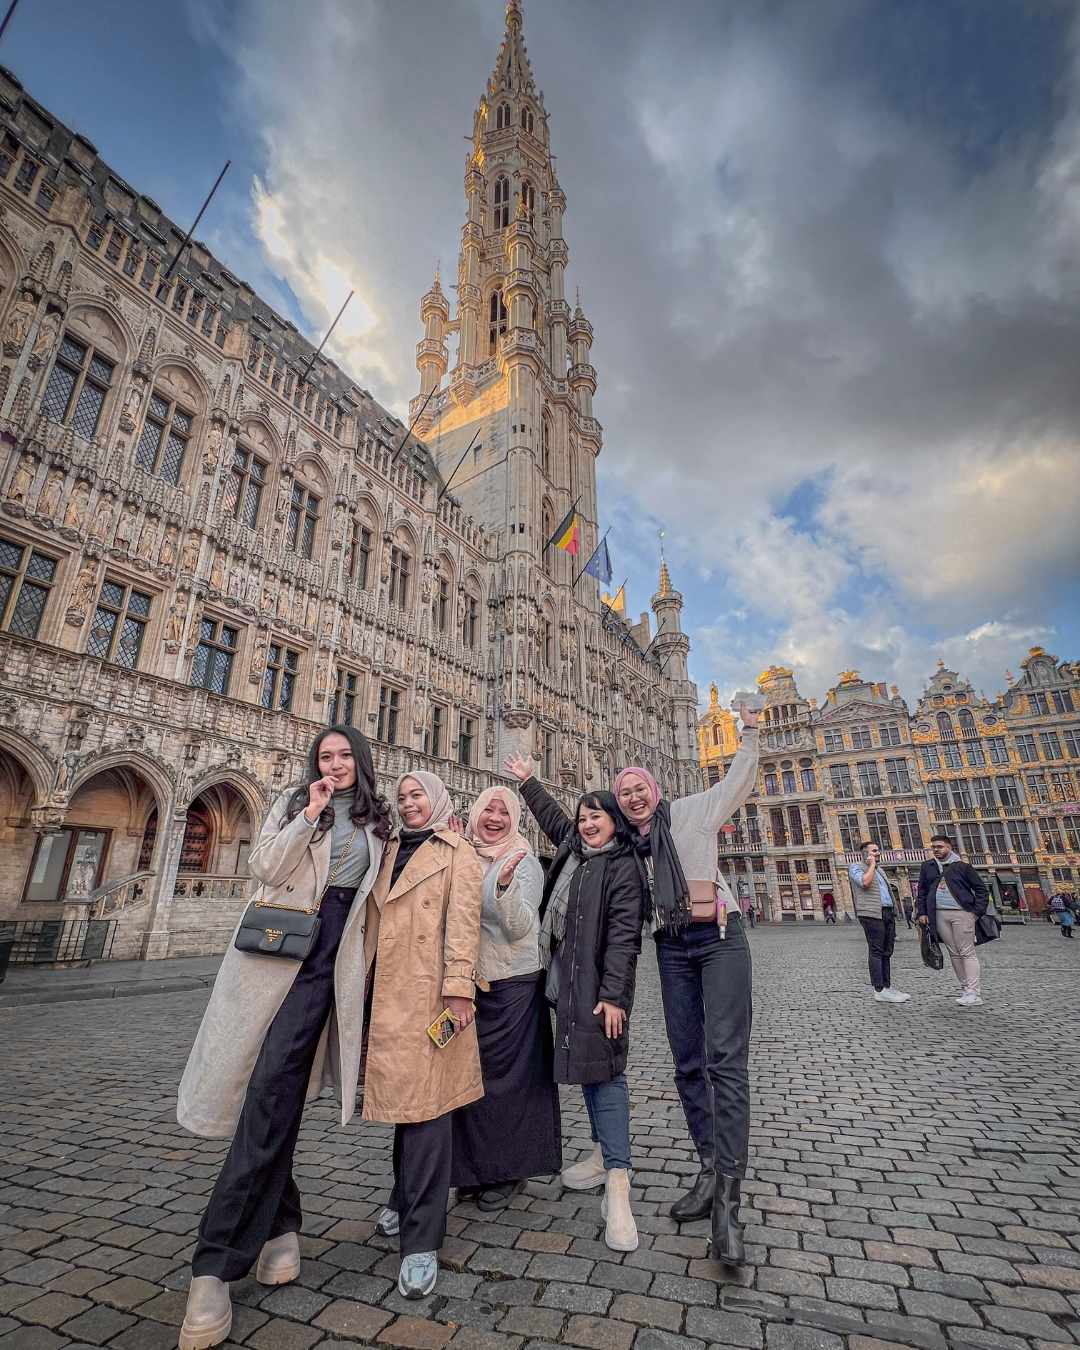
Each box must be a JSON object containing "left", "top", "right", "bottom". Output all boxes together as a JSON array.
[{"left": 2, "top": 922, "right": 1078, "bottom": 1350}]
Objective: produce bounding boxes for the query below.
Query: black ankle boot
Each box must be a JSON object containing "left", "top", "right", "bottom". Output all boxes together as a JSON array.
[
  {"left": 707, "top": 1174, "right": 746, "bottom": 1265},
  {"left": 670, "top": 1164, "right": 716, "bottom": 1222}
]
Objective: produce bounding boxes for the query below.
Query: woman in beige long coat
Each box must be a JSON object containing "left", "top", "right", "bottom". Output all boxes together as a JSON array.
[
  {"left": 365, "top": 770, "right": 484, "bottom": 1302},
  {"left": 176, "top": 726, "right": 390, "bottom": 1350}
]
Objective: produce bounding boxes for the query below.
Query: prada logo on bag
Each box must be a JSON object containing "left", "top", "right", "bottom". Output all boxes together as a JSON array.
[{"left": 264, "top": 929, "right": 284, "bottom": 944}]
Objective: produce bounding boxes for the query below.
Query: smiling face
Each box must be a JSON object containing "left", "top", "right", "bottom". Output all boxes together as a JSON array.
[
  {"left": 616, "top": 773, "right": 655, "bottom": 826},
  {"left": 397, "top": 776, "right": 432, "bottom": 829},
  {"left": 476, "top": 795, "right": 513, "bottom": 844},
  {"left": 577, "top": 803, "right": 616, "bottom": 849},
  {"left": 316, "top": 732, "right": 357, "bottom": 790}
]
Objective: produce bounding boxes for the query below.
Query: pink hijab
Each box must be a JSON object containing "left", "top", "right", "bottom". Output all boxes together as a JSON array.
[
  {"left": 614, "top": 765, "right": 662, "bottom": 836},
  {"left": 465, "top": 785, "right": 532, "bottom": 864},
  {"left": 395, "top": 770, "right": 455, "bottom": 832}
]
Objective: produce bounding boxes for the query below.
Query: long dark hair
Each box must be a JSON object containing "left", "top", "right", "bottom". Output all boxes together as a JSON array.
[
  {"left": 568, "top": 790, "right": 636, "bottom": 858},
  {"left": 282, "top": 725, "right": 392, "bottom": 841}
]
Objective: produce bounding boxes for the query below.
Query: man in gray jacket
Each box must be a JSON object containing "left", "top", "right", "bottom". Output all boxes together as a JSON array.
[{"left": 848, "top": 841, "right": 910, "bottom": 1003}]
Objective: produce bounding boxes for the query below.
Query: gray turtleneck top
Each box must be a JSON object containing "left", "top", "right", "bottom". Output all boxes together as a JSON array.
[{"left": 303, "top": 790, "right": 370, "bottom": 889}]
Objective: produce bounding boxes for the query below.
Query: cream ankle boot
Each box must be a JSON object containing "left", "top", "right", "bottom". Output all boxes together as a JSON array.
[
  {"left": 561, "top": 1142, "right": 605, "bottom": 1191},
  {"left": 179, "top": 1275, "right": 232, "bottom": 1350},
  {"left": 255, "top": 1232, "right": 301, "bottom": 1285},
  {"left": 600, "top": 1168, "right": 639, "bottom": 1252}
]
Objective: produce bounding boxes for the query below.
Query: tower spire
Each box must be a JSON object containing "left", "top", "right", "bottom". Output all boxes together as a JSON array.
[{"left": 488, "top": 0, "right": 539, "bottom": 101}]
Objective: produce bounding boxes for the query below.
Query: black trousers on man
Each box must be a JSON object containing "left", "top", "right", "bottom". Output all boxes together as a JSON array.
[
  {"left": 858, "top": 908, "right": 896, "bottom": 992},
  {"left": 192, "top": 886, "right": 356, "bottom": 1281}
]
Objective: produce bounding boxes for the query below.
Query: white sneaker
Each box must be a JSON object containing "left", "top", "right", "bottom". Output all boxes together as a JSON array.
[
  {"left": 956, "top": 992, "right": 983, "bottom": 1006},
  {"left": 376, "top": 1207, "right": 400, "bottom": 1237},
  {"left": 881, "top": 989, "right": 911, "bottom": 1002}
]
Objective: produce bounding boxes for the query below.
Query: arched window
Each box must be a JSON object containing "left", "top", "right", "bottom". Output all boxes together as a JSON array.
[
  {"left": 958, "top": 708, "right": 976, "bottom": 739},
  {"left": 521, "top": 106, "right": 534, "bottom": 134},
  {"left": 937, "top": 711, "right": 955, "bottom": 741},
  {"left": 497, "top": 102, "right": 511, "bottom": 130},
  {"left": 41, "top": 332, "right": 115, "bottom": 440},
  {"left": 389, "top": 537, "right": 412, "bottom": 608},
  {"left": 135, "top": 389, "right": 193, "bottom": 484},
  {"left": 520, "top": 179, "right": 534, "bottom": 223},
  {"left": 541, "top": 610, "right": 554, "bottom": 668},
  {"left": 488, "top": 290, "right": 507, "bottom": 354},
  {"left": 494, "top": 175, "right": 510, "bottom": 229},
  {"left": 462, "top": 585, "right": 481, "bottom": 650},
  {"left": 541, "top": 414, "right": 552, "bottom": 477},
  {"left": 433, "top": 567, "right": 451, "bottom": 633},
  {"left": 541, "top": 503, "right": 554, "bottom": 576},
  {"left": 287, "top": 482, "right": 321, "bottom": 558}
]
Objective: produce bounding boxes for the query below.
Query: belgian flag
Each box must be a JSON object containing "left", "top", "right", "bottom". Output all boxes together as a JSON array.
[{"left": 546, "top": 502, "right": 580, "bottom": 556}]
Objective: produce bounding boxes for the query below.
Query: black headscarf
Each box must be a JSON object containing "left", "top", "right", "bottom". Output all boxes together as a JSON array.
[{"left": 632, "top": 799, "right": 691, "bottom": 935}]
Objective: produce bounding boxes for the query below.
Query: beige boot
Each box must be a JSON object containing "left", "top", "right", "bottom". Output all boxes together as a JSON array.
[
  {"left": 255, "top": 1231, "right": 301, "bottom": 1285},
  {"left": 600, "top": 1168, "right": 639, "bottom": 1252},
  {"left": 178, "top": 1275, "right": 232, "bottom": 1350},
  {"left": 561, "top": 1142, "right": 606, "bottom": 1191}
]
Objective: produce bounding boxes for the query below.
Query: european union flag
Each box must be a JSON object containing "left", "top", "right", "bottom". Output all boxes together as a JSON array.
[{"left": 582, "top": 535, "right": 612, "bottom": 585}]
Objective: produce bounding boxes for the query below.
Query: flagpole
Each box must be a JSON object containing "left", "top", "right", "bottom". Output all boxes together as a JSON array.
[
  {"left": 435, "top": 428, "right": 481, "bottom": 506},
  {"left": 572, "top": 525, "right": 611, "bottom": 588}
]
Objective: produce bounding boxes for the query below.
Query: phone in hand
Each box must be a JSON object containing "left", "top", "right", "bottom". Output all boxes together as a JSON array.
[{"left": 427, "top": 1008, "right": 458, "bottom": 1049}]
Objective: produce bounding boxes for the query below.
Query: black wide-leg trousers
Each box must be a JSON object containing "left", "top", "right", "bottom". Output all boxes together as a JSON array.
[
  {"left": 191, "top": 887, "right": 355, "bottom": 1281},
  {"left": 389, "top": 1114, "right": 453, "bottom": 1257}
]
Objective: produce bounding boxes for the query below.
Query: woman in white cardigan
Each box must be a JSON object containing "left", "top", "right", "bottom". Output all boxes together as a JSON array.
[{"left": 615, "top": 708, "right": 759, "bottom": 1264}]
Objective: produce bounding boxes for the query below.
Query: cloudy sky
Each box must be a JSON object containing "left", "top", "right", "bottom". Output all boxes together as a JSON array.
[{"left": 12, "top": 0, "right": 1080, "bottom": 707}]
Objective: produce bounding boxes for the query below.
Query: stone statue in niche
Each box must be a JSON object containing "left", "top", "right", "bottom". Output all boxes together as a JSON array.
[
  {"left": 228, "top": 565, "right": 244, "bottom": 602},
  {"left": 322, "top": 609, "right": 334, "bottom": 641},
  {"left": 36, "top": 468, "right": 65, "bottom": 518},
  {"left": 203, "top": 422, "right": 223, "bottom": 473},
  {"left": 315, "top": 657, "right": 330, "bottom": 694},
  {"left": 165, "top": 593, "right": 187, "bottom": 644},
  {"left": 244, "top": 571, "right": 259, "bottom": 607},
  {"left": 6, "top": 452, "right": 35, "bottom": 504},
  {"left": 3, "top": 292, "right": 35, "bottom": 356},
  {"left": 210, "top": 550, "right": 225, "bottom": 591},
  {"left": 62, "top": 483, "right": 90, "bottom": 529},
  {"left": 260, "top": 582, "right": 274, "bottom": 614},
  {"left": 32, "top": 309, "right": 61, "bottom": 361},
  {"left": 249, "top": 632, "right": 268, "bottom": 680},
  {"left": 137, "top": 515, "right": 158, "bottom": 559},
  {"left": 88, "top": 496, "right": 111, "bottom": 543},
  {"left": 159, "top": 525, "right": 179, "bottom": 569},
  {"left": 276, "top": 585, "right": 288, "bottom": 621},
  {"left": 305, "top": 594, "right": 317, "bottom": 630},
  {"left": 71, "top": 561, "right": 97, "bottom": 614},
  {"left": 114, "top": 501, "right": 138, "bottom": 550},
  {"left": 122, "top": 380, "right": 144, "bottom": 424},
  {"left": 181, "top": 533, "right": 200, "bottom": 574}
]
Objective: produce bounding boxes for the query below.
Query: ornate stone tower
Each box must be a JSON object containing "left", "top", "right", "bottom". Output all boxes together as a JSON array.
[{"left": 651, "top": 558, "right": 698, "bottom": 764}]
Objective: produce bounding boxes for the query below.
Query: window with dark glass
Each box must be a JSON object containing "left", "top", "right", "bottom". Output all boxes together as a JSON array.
[
  {"left": 878, "top": 723, "right": 902, "bottom": 746},
  {"left": 965, "top": 740, "right": 985, "bottom": 767},
  {"left": 937, "top": 711, "right": 955, "bottom": 740},
  {"left": 770, "top": 808, "right": 787, "bottom": 847},
  {"left": 494, "top": 175, "right": 510, "bottom": 229},
  {"left": 388, "top": 545, "right": 411, "bottom": 607},
  {"left": 920, "top": 746, "right": 940, "bottom": 771},
  {"left": 800, "top": 764, "right": 816, "bottom": 792},
  {"left": 958, "top": 821, "right": 982, "bottom": 857},
  {"left": 329, "top": 667, "right": 358, "bottom": 726},
  {"left": 815, "top": 858, "right": 832, "bottom": 880},
  {"left": 1008, "top": 820, "right": 1033, "bottom": 854},
  {"left": 972, "top": 776, "right": 995, "bottom": 811},
  {"left": 520, "top": 179, "right": 534, "bottom": 222},
  {"left": 787, "top": 805, "right": 804, "bottom": 845},
  {"left": 987, "top": 736, "right": 1009, "bottom": 764},
  {"left": 87, "top": 578, "right": 151, "bottom": 668},
  {"left": 850, "top": 727, "right": 872, "bottom": 750},
  {"left": 13, "top": 155, "right": 40, "bottom": 195},
  {"left": 984, "top": 820, "right": 1008, "bottom": 855},
  {"left": 261, "top": 642, "right": 299, "bottom": 712},
  {"left": 949, "top": 780, "right": 973, "bottom": 811},
  {"left": 377, "top": 685, "right": 400, "bottom": 744},
  {"left": 541, "top": 615, "right": 554, "bottom": 668},
  {"left": 1052, "top": 690, "right": 1073, "bottom": 714},
  {"left": 135, "top": 391, "right": 193, "bottom": 484},
  {"left": 489, "top": 288, "right": 508, "bottom": 352},
  {"left": 807, "top": 803, "right": 826, "bottom": 844},
  {"left": 41, "top": 334, "right": 114, "bottom": 438},
  {"left": 958, "top": 708, "right": 977, "bottom": 738},
  {"left": 896, "top": 809, "right": 922, "bottom": 851},
  {"left": 458, "top": 715, "right": 476, "bottom": 767},
  {"left": 829, "top": 764, "right": 853, "bottom": 798},
  {"left": 542, "top": 730, "right": 555, "bottom": 781},
  {"left": 1039, "top": 730, "right": 1062, "bottom": 761},
  {"left": 763, "top": 770, "right": 779, "bottom": 796},
  {"left": 462, "top": 592, "right": 479, "bottom": 649},
  {"left": 541, "top": 416, "right": 552, "bottom": 477},
  {"left": 1039, "top": 817, "right": 1064, "bottom": 853},
  {"left": 746, "top": 803, "right": 761, "bottom": 844},
  {"left": 224, "top": 445, "right": 266, "bottom": 528},
  {"left": 838, "top": 813, "right": 861, "bottom": 853},
  {"left": 0, "top": 536, "right": 56, "bottom": 639},
  {"left": 866, "top": 810, "right": 891, "bottom": 848},
  {"left": 928, "top": 780, "right": 950, "bottom": 815},
  {"left": 286, "top": 484, "right": 320, "bottom": 559},
  {"left": 424, "top": 704, "right": 445, "bottom": 758},
  {"left": 434, "top": 575, "right": 450, "bottom": 632},
  {"left": 1016, "top": 733, "right": 1038, "bottom": 762},
  {"left": 995, "top": 775, "right": 1022, "bottom": 807},
  {"left": 191, "top": 619, "right": 238, "bottom": 695},
  {"left": 1026, "top": 772, "right": 1050, "bottom": 805},
  {"left": 823, "top": 730, "right": 844, "bottom": 752},
  {"left": 346, "top": 520, "right": 372, "bottom": 588},
  {"left": 496, "top": 102, "right": 510, "bottom": 130},
  {"left": 941, "top": 743, "right": 963, "bottom": 770},
  {"left": 781, "top": 766, "right": 797, "bottom": 794},
  {"left": 885, "top": 758, "right": 912, "bottom": 793},
  {"left": 521, "top": 106, "right": 534, "bottom": 134},
  {"left": 1029, "top": 692, "right": 1049, "bottom": 715}
]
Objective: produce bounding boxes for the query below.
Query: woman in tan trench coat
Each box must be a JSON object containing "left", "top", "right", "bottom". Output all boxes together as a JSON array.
[
  {"left": 176, "top": 726, "right": 390, "bottom": 1350},
  {"left": 364, "top": 769, "right": 484, "bottom": 1301}
]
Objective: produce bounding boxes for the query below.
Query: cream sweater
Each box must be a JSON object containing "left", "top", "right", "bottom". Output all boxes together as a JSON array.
[{"left": 668, "top": 729, "right": 759, "bottom": 910}]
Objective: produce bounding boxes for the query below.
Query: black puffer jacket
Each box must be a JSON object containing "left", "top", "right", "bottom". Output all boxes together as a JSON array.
[{"left": 521, "top": 778, "right": 645, "bottom": 1086}]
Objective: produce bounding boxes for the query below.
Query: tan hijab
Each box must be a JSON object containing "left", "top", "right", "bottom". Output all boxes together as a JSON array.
[
  {"left": 466, "top": 785, "right": 532, "bottom": 864},
  {"left": 395, "top": 770, "right": 454, "bottom": 832}
]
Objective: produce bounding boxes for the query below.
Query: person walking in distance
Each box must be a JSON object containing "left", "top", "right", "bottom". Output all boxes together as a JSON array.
[
  {"left": 916, "top": 835, "right": 989, "bottom": 1006},
  {"left": 849, "top": 842, "right": 910, "bottom": 1003},
  {"left": 821, "top": 893, "right": 837, "bottom": 925}
]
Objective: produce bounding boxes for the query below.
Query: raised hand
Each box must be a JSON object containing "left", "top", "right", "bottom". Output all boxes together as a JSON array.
[
  {"left": 504, "top": 753, "right": 536, "bottom": 782},
  {"left": 304, "top": 775, "right": 335, "bottom": 822},
  {"left": 497, "top": 849, "right": 528, "bottom": 889}
]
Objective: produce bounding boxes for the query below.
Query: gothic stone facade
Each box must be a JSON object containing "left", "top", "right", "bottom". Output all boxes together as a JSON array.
[
  {"left": 0, "top": 15, "right": 696, "bottom": 960},
  {"left": 699, "top": 652, "right": 1080, "bottom": 921}
]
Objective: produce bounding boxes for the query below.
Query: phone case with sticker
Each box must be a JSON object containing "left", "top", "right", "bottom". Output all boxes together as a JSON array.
[{"left": 427, "top": 1008, "right": 458, "bottom": 1049}]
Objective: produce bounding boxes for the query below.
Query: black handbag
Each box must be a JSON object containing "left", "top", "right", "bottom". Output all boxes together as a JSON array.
[
  {"left": 235, "top": 821, "right": 358, "bottom": 961},
  {"left": 975, "top": 911, "right": 1002, "bottom": 946},
  {"left": 920, "top": 925, "right": 944, "bottom": 971}
]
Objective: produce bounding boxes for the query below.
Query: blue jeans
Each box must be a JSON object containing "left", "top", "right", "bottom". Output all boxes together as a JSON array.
[
  {"left": 655, "top": 918, "right": 752, "bottom": 1177},
  {"left": 581, "top": 1073, "right": 631, "bottom": 1171}
]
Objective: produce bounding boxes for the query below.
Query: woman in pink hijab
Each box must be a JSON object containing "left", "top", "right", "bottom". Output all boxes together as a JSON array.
[
  {"left": 451, "top": 786, "right": 561, "bottom": 1210},
  {"left": 610, "top": 702, "right": 760, "bottom": 1266}
]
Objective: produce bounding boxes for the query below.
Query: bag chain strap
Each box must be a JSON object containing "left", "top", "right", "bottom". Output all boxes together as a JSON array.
[{"left": 314, "top": 822, "right": 360, "bottom": 914}]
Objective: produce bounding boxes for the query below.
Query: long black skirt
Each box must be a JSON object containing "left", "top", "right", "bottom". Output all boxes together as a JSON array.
[{"left": 451, "top": 971, "right": 562, "bottom": 1188}]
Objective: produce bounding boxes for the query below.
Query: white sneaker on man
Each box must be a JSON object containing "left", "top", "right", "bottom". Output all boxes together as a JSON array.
[
  {"left": 956, "top": 992, "right": 983, "bottom": 1006},
  {"left": 874, "top": 989, "right": 911, "bottom": 1002}
]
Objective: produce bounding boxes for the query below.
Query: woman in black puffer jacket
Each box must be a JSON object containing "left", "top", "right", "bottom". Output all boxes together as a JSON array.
[{"left": 505, "top": 757, "right": 646, "bottom": 1254}]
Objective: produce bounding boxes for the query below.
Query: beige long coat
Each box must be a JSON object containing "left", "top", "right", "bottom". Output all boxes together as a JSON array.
[
  {"left": 362, "top": 829, "right": 484, "bottom": 1125},
  {"left": 177, "top": 789, "right": 383, "bottom": 1139}
]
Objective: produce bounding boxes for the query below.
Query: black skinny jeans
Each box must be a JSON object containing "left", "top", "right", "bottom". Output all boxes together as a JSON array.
[
  {"left": 192, "top": 886, "right": 356, "bottom": 1281},
  {"left": 859, "top": 908, "right": 897, "bottom": 991},
  {"left": 655, "top": 917, "right": 752, "bottom": 1177}
]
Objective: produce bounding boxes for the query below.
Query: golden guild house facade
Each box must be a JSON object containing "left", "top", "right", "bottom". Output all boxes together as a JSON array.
[
  {"left": 0, "top": 4, "right": 698, "bottom": 962},
  {"left": 700, "top": 651, "right": 1080, "bottom": 921}
]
